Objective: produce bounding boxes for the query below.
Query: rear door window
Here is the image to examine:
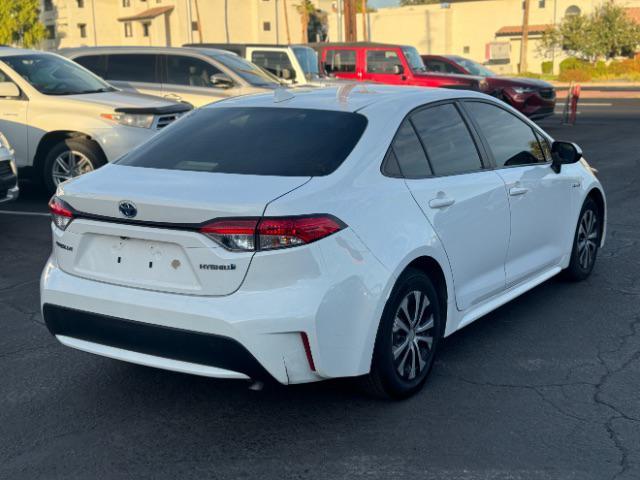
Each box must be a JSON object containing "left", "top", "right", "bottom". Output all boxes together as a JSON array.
[
  {"left": 411, "top": 103, "right": 483, "bottom": 176},
  {"left": 388, "top": 120, "right": 431, "bottom": 178},
  {"left": 251, "top": 51, "right": 295, "bottom": 80},
  {"left": 324, "top": 49, "right": 356, "bottom": 73},
  {"left": 105, "top": 54, "right": 158, "bottom": 83},
  {"left": 165, "top": 55, "right": 222, "bottom": 87},
  {"left": 464, "top": 101, "right": 547, "bottom": 167},
  {"left": 74, "top": 54, "right": 108, "bottom": 78},
  {"left": 118, "top": 107, "right": 368, "bottom": 177}
]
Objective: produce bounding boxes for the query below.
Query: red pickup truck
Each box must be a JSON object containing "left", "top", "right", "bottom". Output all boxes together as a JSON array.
[{"left": 311, "top": 43, "right": 487, "bottom": 92}]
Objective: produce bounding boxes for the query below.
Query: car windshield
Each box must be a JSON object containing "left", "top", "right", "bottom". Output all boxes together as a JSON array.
[
  {"left": 402, "top": 47, "right": 427, "bottom": 72},
  {"left": 118, "top": 107, "right": 368, "bottom": 176},
  {"left": 292, "top": 46, "right": 320, "bottom": 79},
  {"left": 1, "top": 54, "right": 114, "bottom": 95},
  {"left": 450, "top": 57, "right": 496, "bottom": 77},
  {"left": 213, "top": 53, "right": 281, "bottom": 88}
]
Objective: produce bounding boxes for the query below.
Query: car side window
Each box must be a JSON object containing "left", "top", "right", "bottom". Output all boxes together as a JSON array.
[
  {"left": 366, "top": 50, "right": 401, "bottom": 74},
  {"left": 324, "top": 49, "right": 356, "bottom": 74},
  {"left": 166, "top": 55, "right": 222, "bottom": 88},
  {"left": 388, "top": 120, "right": 431, "bottom": 178},
  {"left": 411, "top": 104, "right": 483, "bottom": 176},
  {"left": 465, "top": 101, "right": 547, "bottom": 167},
  {"left": 425, "top": 60, "right": 457, "bottom": 74},
  {"left": 105, "top": 54, "right": 158, "bottom": 83},
  {"left": 74, "top": 54, "right": 107, "bottom": 78},
  {"left": 251, "top": 51, "right": 295, "bottom": 80}
]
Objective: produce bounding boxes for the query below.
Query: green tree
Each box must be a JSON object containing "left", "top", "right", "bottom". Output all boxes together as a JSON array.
[
  {"left": 0, "top": 0, "right": 46, "bottom": 48},
  {"left": 539, "top": 3, "right": 640, "bottom": 61}
]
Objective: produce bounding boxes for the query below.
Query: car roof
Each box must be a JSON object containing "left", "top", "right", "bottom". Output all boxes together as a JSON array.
[
  {"left": 58, "top": 46, "right": 233, "bottom": 57},
  {"left": 209, "top": 83, "right": 488, "bottom": 114},
  {"left": 0, "top": 47, "right": 53, "bottom": 58},
  {"left": 308, "top": 42, "right": 410, "bottom": 49}
]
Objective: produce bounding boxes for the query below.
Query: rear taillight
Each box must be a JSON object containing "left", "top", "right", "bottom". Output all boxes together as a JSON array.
[
  {"left": 199, "top": 215, "right": 346, "bottom": 252},
  {"left": 49, "top": 196, "right": 74, "bottom": 231}
]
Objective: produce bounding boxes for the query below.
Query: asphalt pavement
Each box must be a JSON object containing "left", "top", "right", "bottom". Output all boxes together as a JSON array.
[{"left": 1, "top": 98, "right": 639, "bottom": 480}]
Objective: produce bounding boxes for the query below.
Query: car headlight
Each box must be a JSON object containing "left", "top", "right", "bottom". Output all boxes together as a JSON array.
[
  {"left": 512, "top": 87, "right": 537, "bottom": 94},
  {"left": 101, "top": 112, "right": 155, "bottom": 129}
]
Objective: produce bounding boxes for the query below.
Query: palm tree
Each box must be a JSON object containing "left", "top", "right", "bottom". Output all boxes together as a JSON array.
[{"left": 295, "top": 0, "right": 315, "bottom": 43}]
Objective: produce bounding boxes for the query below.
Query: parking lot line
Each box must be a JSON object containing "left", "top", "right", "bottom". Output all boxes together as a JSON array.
[{"left": 0, "top": 210, "right": 49, "bottom": 217}]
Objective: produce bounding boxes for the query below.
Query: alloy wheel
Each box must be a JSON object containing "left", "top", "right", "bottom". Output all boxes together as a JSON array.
[
  {"left": 577, "top": 209, "right": 598, "bottom": 270},
  {"left": 52, "top": 150, "right": 94, "bottom": 186},
  {"left": 392, "top": 290, "right": 435, "bottom": 381}
]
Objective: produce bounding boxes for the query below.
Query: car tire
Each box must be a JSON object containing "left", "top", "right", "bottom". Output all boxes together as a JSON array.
[
  {"left": 362, "top": 268, "right": 442, "bottom": 399},
  {"left": 43, "top": 138, "right": 106, "bottom": 195},
  {"left": 563, "top": 197, "right": 601, "bottom": 281}
]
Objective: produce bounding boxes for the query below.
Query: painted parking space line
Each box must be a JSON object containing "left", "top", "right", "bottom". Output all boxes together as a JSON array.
[{"left": 0, "top": 210, "right": 49, "bottom": 217}]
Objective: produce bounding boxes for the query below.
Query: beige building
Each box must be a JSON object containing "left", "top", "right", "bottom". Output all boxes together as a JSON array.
[
  {"left": 40, "top": 0, "right": 640, "bottom": 74},
  {"left": 40, "top": 0, "right": 333, "bottom": 50}
]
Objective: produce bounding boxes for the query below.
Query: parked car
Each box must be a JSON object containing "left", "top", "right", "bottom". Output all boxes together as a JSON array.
[
  {"left": 62, "top": 46, "right": 281, "bottom": 108},
  {"left": 0, "top": 132, "right": 19, "bottom": 204},
  {"left": 312, "top": 42, "right": 487, "bottom": 91},
  {"left": 0, "top": 47, "right": 190, "bottom": 194},
  {"left": 184, "top": 43, "right": 333, "bottom": 86},
  {"left": 422, "top": 55, "right": 556, "bottom": 119},
  {"left": 41, "top": 85, "right": 606, "bottom": 398}
]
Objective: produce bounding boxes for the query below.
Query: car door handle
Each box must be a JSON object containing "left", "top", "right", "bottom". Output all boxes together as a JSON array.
[
  {"left": 428, "top": 196, "right": 456, "bottom": 209},
  {"left": 509, "top": 186, "right": 529, "bottom": 196}
]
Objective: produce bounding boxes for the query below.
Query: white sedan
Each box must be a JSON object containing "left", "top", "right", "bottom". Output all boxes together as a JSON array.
[{"left": 40, "top": 85, "right": 606, "bottom": 398}]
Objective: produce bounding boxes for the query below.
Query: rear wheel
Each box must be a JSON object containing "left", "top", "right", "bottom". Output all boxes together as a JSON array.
[
  {"left": 42, "top": 138, "right": 106, "bottom": 195},
  {"left": 563, "top": 197, "right": 601, "bottom": 281},
  {"left": 362, "top": 268, "right": 442, "bottom": 399}
]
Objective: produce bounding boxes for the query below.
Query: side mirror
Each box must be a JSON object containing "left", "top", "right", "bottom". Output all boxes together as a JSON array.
[
  {"left": 393, "top": 64, "right": 405, "bottom": 75},
  {"left": 210, "top": 73, "right": 234, "bottom": 89},
  {"left": 0, "top": 82, "right": 20, "bottom": 98},
  {"left": 551, "top": 141, "right": 582, "bottom": 173}
]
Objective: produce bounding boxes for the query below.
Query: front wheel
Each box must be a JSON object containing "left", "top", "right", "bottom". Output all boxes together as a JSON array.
[
  {"left": 563, "top": 197, "right": 601, "bottom": 281},
  {"left": 42, "top": 138, "right": 106, "bottom": 195},
  {"left": 362, "top": 268, "right": 442, "bottom": 399}
]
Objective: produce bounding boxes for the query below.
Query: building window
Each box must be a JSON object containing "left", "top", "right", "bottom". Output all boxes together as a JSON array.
[
  {"left": 538, "top": 0, "right": 545, "bottom": 7},
  {"left": 78, "top": 23, "right": 87, "bottom": 38},
  {"left": 122, "top": 0, "right": 130, "bottom": 6},
  {"left": 45, "top": 25, "right": 55, "bottom": 39},
  {"left": 191, "top": 21, "right": 198, "bottom": 31},
  {"left": 77, "top": 0, "right": 84, "bottom": 7},
  {"left": 565, "top": 5, "right": 581, "bottom": 17},
  {"left": 463, "top": 46, "right": 470, "bottom": 54},
  {"left": 263, "top": 21, "right": 271, "bottom": 32},
  {"left": 142, "top": 22, "right": 151, "bottom": 37},
  {"left": 124, "top": 22, "right": 133, "bottom": 37},
  {"left": 44, "top": 0, "right": 53, "bottom": 11}
]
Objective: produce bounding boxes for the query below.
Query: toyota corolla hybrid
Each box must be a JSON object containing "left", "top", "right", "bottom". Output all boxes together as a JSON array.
[{"left": 40, "top": 85, "right": 605, "bottom": 398}]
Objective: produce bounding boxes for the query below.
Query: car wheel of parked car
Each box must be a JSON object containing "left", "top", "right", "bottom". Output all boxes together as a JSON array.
[
  {"left": 43, "top": 138, "right": 106, "bottom": 195},
  {"left": 563, "top": 197, "right": 601, "bottom": 281},
  {"left": 363, "top": 268, "right": 442, "bottom": 399}
]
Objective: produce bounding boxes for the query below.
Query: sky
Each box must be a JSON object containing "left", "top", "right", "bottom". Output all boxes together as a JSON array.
[{"left": 369, "top": 0, "right": 401, "bottom": 8}]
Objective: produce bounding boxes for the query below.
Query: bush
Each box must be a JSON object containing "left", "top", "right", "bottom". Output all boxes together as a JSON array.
[
  {"left": 558, "top": 68, "right": 592, "bottom": 82},
  {"left": 559, "top": 57, "right": 589, "bottom": 73},
  {"left": 541, "top": 61, "right": 554, "bottom": 75}
]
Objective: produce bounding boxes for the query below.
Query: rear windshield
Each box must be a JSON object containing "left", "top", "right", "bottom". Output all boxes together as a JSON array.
[{"left": 118, "top": 107, "right": 368, "bottom": 176}]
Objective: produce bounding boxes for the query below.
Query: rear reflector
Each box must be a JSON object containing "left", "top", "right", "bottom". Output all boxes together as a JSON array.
[
  {"left": 49, "top": 196, "right": 75, "bottom": 231},
  {"left": 200, "top": 215, "right": 346, "bottom": 252},
  {"left": 300, "top": 332, "right": 316, "bottom": 371}
]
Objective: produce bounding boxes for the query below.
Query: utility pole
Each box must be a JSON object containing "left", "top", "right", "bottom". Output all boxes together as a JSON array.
[
  {"left": 361, "top": 0, "right": 367, "bottom": 41},
  {"left": 519, "top": 0, "right": 530, "bottom": 73},
  {"left": 344, "top": 0, "right": 356, "bottom": 42},
  {"left": 194, "top": 0, "right": 203, "bottom": 42},
  {"left": 283, "top": 0, "right": 291, "bottom": 43}
]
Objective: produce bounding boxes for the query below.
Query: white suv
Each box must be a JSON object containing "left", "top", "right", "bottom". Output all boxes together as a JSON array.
[
  {"left": 40, "top": 86, "right": 606, "bottom": 398},
  {"left": 0, "top": 48, "right": 190, "bottom": 194}
]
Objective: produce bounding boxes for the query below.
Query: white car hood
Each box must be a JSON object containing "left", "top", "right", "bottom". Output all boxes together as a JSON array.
[{"left": 62, "top": 90, "right": 179, "bottom": 111}]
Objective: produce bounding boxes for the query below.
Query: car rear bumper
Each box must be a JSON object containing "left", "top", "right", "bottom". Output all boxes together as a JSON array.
[{"left": 40, "top": 228, "right": 389, "bottom": 384}]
